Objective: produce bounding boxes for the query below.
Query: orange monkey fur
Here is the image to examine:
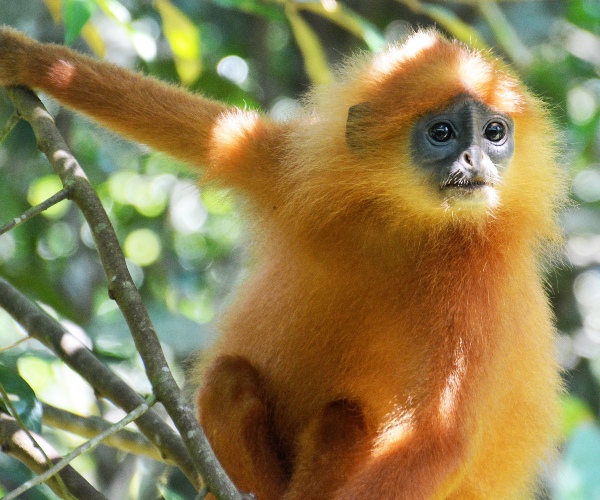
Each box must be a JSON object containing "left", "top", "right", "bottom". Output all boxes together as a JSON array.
[{"left": 0, "top": 27, "right": 565, "bottom": 498}]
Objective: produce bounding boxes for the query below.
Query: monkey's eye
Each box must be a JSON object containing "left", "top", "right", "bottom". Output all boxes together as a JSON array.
[
  {"left": 484, "top": 121, "right": 506, "bottom": 142},
  {"left": 428, "top": 122, "right": 454, "bottom": 143}
]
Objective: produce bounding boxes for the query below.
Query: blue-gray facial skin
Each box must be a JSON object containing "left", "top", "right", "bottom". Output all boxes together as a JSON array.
[{"left": 410, "top": 97, "right": 515, "bottom": 196}]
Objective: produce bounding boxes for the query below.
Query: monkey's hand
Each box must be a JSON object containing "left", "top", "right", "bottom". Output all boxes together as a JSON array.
[{"left": 0, "top": 27, "right": 36, "bottom": 87}]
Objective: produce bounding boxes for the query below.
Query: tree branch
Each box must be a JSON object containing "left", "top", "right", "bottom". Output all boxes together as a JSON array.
[
  {"left": 0, "top": 275, "right": 196, "bottom": 485},
  {"left": 4, "top": 396, "right": 155, "bottom": 500},
  {"left": 4, "top": 86, "right": 247, "bottom": 499}
]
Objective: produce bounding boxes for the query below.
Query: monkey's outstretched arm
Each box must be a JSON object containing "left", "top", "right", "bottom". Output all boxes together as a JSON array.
[{"left": 0, "top": 27, "right": 280, "bottom": 191}]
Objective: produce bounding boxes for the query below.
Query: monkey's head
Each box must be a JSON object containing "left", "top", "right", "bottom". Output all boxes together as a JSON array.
[{"left": 283, "top": 30, "right": 564, "bottom": 245}]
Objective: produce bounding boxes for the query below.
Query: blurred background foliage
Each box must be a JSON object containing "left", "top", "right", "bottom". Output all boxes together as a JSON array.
[{"left": 0, "top": 0, "right": 600, "bottom": 498}]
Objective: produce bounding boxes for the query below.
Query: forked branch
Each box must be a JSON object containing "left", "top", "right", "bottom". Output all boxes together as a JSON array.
[{"left": 1, "top": 86, "right": 247, "bottom": 499}]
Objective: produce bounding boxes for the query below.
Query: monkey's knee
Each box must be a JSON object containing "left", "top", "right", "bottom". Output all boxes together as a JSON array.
[
  {"left": 285, "top": 399, "right": 368, "bottom": 499},
  {"left": 309, "top": 399, "right": 368, "bottom": 459},
  {"left": 197, "top": 354, "right": 273, "bottom": 457},
  {"left": 199, "top": 355, "right": 266, "bottom": 413}
]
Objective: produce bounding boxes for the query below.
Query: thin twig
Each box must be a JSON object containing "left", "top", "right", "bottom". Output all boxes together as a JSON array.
[
  {"left": 0, "top": 187, "right": 72, "bottom": 236},
  {"left": 0, "top": 413, "right": 107, "bottom": 500},
  {"left": 42, "top": 403, "right": 164, "bottom": 461},
  {"left": 4, "top": 395, "right": 156, "bottom": 500},
  {"left": 0, "top": 335, "right": 31, "bottom": 353},
  {"left": 0, "top": 382, "right": 74, "bottom": 499}
]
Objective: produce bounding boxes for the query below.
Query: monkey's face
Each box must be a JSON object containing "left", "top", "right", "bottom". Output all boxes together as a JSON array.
[{"left": 410, "top": 97, "right": 514, "bottom": 211}]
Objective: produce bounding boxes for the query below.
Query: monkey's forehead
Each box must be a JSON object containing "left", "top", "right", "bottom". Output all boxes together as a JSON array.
[{"left": 344, "top": 30, "right": 525, "bottom": 117}]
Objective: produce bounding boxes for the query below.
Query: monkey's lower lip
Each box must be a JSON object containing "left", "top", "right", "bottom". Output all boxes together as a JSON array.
[{"left": 441, "top": 181, "right": 490, "bottom": 191}]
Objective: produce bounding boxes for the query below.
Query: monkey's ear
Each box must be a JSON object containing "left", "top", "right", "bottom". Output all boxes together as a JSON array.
[{"left": 346, "top": 102, "right": 372, "bottom": 149}]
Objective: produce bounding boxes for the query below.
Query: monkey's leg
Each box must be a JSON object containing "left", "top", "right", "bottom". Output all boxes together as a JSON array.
[
  {"left": 198, "top": 355, "right": 288, "bottom": 500},
  {"left": 284, "top": 399, "right": 369, "bottom": 500}
]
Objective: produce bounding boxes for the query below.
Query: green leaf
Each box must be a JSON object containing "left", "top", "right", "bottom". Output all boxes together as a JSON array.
[
  {"left": 155, "top": 0, "right": 203, "bottom": 84},
  {"left": 93, "top": 0, "right": 131, "bottom": 24},
  {"left": 201, "top": 187, "right": 234, "bottom": 215},
  {"left": 477, "top": 1, "right": 531, "bottom": 68},
  {"left": 299, "top": 3, "right": 385, "bottom": 52},
  {"left": 157, "top": 484, "right": 187, "bottom": 500},
  {"left": 419, "top": 3, "right": 488, "bottom": 51},
  {"left": 286, "top": 7, "right": 333, "bottom": 85},
  {"left": 333, "top": 4, "right": 384, "bottom": 52},
  {"left": 561, "top": 395, "right": 594, "bottom": 437},
  {"left": 209, "top": 0, "right": 285, "bottom": 21},
  {"left": 0, "top": 364, "right": 43, "bottom": 433},
  {"left": 63, "top": 0, "right": 97, "bottom": 45}
]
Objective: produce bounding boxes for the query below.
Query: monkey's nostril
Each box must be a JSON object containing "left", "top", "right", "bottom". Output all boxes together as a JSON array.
[{"left": 463, "top": 152, "right": 473, "bottom": 166}]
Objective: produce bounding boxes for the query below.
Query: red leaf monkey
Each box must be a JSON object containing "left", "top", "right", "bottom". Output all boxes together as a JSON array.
[{"left": 0, "top": 27, "right": 565, "bottom": 498}]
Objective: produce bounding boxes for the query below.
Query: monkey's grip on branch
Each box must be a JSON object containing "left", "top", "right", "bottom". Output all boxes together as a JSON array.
[{"left": 4, "top": 86, "right": 250, "bottom": 500}]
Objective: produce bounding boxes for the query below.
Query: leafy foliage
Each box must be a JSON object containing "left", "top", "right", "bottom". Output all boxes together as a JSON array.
[
  {"left": 0, "top": 0, "right": 600, "bottom": 498},
  {"left": 0, "top": 364, "right": 43, "bottom": 433},
  {"left": 63, "top": 0, "right": 96, "bottom": 45}
]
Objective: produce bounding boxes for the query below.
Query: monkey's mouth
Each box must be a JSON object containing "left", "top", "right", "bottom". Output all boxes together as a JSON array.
[
  {"left": 439, "top": 176, "right": 500, "bottom": 209},
  {"left": 441, "top": 178, "right": 491, "bottom": 191}
]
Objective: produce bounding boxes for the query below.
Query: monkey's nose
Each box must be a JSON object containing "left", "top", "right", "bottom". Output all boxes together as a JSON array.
[{"left": 461, "top": 147, "right": 484, "bottom": 173}]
